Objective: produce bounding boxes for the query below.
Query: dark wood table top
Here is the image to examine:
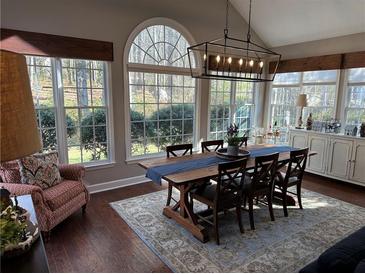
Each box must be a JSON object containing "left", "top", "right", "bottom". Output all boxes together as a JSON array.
[
  {"left": 1, "top": 195, "right": 50, "bottom": 273},
  {"left": 139, "top": 144, "right": 316, "bottom": 184}
]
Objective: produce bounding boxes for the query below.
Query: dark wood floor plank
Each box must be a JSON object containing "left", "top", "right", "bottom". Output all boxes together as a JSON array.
[
  {"left": 302, "top": 173, "right": 365, "bottom": 207},
  {"left": 44, "top": 175, "right": 364, "bottom": 272}
]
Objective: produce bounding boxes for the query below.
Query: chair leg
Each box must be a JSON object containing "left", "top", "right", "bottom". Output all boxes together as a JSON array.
[
  {"left": 267, "top": 191, "right": 275, "bottom": 221},
  {"left": 248, "top": 196, "right": 255, "bottom": 230},
  {"left": 166, "top": 183, "right": 173, "bottom": 206},
  {"left": 282, "top": 187, "right": 288, "bottom": 217},
  {"left": 213, "top": 208, "right": 220, "bottom": 245},
  {"left": 297, "top": 183, "right": 303, "bottom": 209},
  {"left": 243, "top": 195, "right": 247, "bottom": 208},
  {"left": 236, "top": 204, "right": 244, "bottom": 233}
]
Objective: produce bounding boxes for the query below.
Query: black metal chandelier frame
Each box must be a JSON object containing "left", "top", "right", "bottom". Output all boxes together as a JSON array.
[{"left": 187, "top": 0, "right": 281, "bottom": 82}]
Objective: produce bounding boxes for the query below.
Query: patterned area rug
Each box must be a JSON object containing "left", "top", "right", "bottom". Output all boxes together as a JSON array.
[{"left": 110, "top": 188, "right": 365, "bottom": 272}]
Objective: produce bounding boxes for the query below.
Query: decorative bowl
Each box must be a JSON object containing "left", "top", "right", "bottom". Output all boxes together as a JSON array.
[
  {"left": 1, "top": 209, "right": 40, "bottom": 259},
  {"left": 216, "top": 148, "right": 251, "bottom": 160}
]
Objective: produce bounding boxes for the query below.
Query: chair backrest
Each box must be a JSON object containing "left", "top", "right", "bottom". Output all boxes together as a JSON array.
[
  {"left": 166, "top": 143, "right": 193, "bottom": 158},
  {"left": 285, "top": 148, "right": 309, "bottom": 182},
  {"left": 201, "top": 140, "right": 224, "bottom": 153},
  {"left": 215, "top": 158, "right": 248, "bottom": 203},
  {"left": 251, "top": 153, "right": 279, "bottom": 190},
  {"left": 239, "top": 136, "right": 248, "bottom": 147}
]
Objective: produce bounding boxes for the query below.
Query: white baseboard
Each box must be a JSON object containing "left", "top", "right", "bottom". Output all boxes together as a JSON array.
[{"left": 87, "top": 175, "right": 149, "bottom": 194}]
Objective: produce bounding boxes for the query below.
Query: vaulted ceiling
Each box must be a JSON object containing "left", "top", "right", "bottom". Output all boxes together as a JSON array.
[{"left": 230, "top": 0, "right": 365, "bottom": 47}]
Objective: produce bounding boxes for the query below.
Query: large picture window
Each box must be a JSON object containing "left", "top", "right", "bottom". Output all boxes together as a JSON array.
[
  {"left": 26, "top": 56, "right": 111, "bottom": 165},
  {"left": 209, "top": 80, "right": 255, "bottom": 140},
  {"left": 345, "top": 68, "right": 365, "bottom": 125},
  {"left": 270, "top": 70, "right": 338, "bottom": 128},
  {"left": 126, "top": 23, "right": 197, "bottom": 158}
]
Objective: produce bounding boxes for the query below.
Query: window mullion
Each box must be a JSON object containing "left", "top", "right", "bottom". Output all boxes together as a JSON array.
[
  {"left": 52, "top": 58, "right": 68, "bottom": 163},
  {"left": 230, "top": 81, "right": 236, "bottom": 125}
]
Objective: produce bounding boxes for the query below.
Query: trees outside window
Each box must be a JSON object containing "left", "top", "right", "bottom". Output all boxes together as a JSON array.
[
  {"left": 209, "top": 79, "right": 255, "bottom": 140},
  {"left": 345, "top": 68, "right": 365, "bottom": 125},
  {"left": 270, "top": 70, "right": 338, "bottom": 128},
  {"left": 126, "top": 23, "right": 197, "bottom": 158},
  {"left": 26, "top": 56, "right": 110, "bottom": 164}
]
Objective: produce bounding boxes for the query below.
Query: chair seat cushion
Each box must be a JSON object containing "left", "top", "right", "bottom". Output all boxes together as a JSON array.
[
  {"left": 275, "top": 171, "right": 299, "bottom": 186},
  {"left": 44, "top": 180, "right": 86, "bottom": 211},
  {"left": 191, "top": 184, "right": 237, "bottom": 205},
  {"left": 242, "top": 175, "right": 270, "bottom": 192}
]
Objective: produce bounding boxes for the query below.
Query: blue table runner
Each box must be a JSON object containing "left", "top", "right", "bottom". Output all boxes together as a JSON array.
[{"left": 146, "top": 145, "right": 297, "bottom": 184}]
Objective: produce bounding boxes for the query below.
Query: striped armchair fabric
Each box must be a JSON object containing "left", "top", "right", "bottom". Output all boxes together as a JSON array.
[{"left": 0, "top": 163, "right": 90, "bottom": 233}]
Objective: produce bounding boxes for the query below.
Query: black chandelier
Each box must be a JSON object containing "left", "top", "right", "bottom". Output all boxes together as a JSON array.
[{"left": 187, "top": 0, "right": 281, "bottom": 82}]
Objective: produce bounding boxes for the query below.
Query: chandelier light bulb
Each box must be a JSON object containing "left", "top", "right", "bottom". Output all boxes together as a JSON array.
[
  {"left": 216, "top": 55, "right": 221, "bottom": 63},
  {"left": 203, "top": 54, "right": 207, "bottom": 61},
  {"left": 249, "top": 60, "right": 254, "bottom": 67},
  {"left": 238, "top": 58, "right": 243, "bottom": 66},
  {"left": 259, "top": 61, "right": 264, "bottom": 68},
  {"left": 227, "top": 57, "right": 232, "bottom": 64}
]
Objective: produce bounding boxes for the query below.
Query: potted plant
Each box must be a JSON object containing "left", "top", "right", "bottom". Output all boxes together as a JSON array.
[
  {"left": 226, "top": 123, "right": 241, "bottom": 155},
  {"left": 0, "top": 188, "right": 39, "bottom": 258}
]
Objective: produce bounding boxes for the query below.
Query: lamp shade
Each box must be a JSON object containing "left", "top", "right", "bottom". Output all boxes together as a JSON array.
[
  {"left": 296, "top": 94, "right": 308, "bottom": 107},
  {"left": 0, "top": 50, "right": 42, "bottom": 162}
]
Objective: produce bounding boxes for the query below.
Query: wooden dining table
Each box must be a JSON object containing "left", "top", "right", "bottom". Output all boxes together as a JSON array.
[{"left": 138, "top": 144, "right": 316, "bottom": 243}]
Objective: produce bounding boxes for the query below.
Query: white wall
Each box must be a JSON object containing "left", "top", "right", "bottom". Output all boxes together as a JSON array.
[
  {"left": 271, "top": 32, "right": 365, "bottom": 59},
  {"left": 1, "top": 0, "right": 265, "bottom": 185}
]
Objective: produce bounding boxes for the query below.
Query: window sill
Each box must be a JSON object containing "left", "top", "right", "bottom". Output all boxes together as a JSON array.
[
  {"left": 125, "top": 148, "right": 201, "bottom": 165},
  {"left": 84, "top": 161, "right": 116, "bottom": 171},
  {"left": 125, "top": 153, "right": 165, "bottom": 165}
]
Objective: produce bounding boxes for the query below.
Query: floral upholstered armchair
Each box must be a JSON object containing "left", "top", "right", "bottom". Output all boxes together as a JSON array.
[{"left": 0, "top": 159, "right": 90, "bottom": 238}]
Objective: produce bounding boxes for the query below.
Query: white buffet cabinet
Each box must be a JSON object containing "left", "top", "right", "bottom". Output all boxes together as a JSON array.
[{"left": 289, "top": 129, "right": 365, "bottom": 187}]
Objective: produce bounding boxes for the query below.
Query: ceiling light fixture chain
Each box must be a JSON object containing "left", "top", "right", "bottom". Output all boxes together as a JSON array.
[
  {"left": 247, "top": 0, "right": 252, "bottom": 42},
  {"left": 224, "top": 0, "right": 229, "bottom": 37}
]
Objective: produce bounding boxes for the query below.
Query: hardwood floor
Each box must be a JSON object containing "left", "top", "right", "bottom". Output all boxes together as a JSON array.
[{"left": 44, "top": 174, "right": 365, "bottom": 272}]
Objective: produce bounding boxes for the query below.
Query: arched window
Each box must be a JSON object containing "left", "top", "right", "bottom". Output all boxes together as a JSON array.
[{"left": 125, "top": 19, "right": 198, "bottom": 158}]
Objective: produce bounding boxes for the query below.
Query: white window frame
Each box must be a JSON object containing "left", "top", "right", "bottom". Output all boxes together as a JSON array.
[
  {"left": 123, "top": 17, "right": 201, "bottom": 162},
  {"left": 268, "top": 70, "right": 340, "bottom": 129},
  {"left": 27, "top": 56, "right": 114, "bottom": 167},
  {"left": 207, "top": 80, "right": 257, "bottom": 139},
  {"left": 343, "top": 68, "right": 365, "bottom": 125}
]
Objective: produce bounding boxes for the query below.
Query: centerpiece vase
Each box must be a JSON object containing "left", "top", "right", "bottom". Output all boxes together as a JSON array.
[{"left": 227, "top": 145, "right": 239, "bottom": 156}]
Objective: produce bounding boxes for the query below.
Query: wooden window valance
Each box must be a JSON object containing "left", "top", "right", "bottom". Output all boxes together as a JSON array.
[
  {"left": 269, "top": 51, "right": 365, "bottom": 74},
  {"left": 0, "top": 28, "right": 113, "bottom": 61},
  {"left": 342, "top": 51, "right": 365, "bottom": 69}
]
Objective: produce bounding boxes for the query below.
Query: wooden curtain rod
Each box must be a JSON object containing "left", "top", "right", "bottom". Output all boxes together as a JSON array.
[
  {"left": 0, "top": 28, "right": 113, "bottom": 61},
  {"left": 269, "top": 51, "right": 365, "bottom": 74}
]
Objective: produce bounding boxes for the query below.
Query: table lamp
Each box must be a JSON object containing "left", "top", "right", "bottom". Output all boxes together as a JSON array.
[
  {"left": 0, "top": 50, "right": 42, "bottom": 163},
  {"left": 296, "top": 94, "right": 308, "bottom": 129}
]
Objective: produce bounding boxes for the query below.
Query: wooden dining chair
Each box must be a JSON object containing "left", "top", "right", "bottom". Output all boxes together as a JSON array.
[
  {"left": 201, "top": 140, "right": 224, "bottom": 153},
  {"left": 190, "top": 158, "right": 248, "bottom": 245},
  {"left": 165, "top": 144, "right": 193, "bottom": 206},
  {"left": 239, "top": 136, "right": 248, "bottom": 147},
  {"left": 274, "top": 148, "right": 309, "bottom": 217},
  {"left": 242, "top": 152, "right": 279, "bottom": 230}
]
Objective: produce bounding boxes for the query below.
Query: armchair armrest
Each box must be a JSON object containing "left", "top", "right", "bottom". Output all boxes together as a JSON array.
[
  {"left": 0, "top": 182, "right": 46, "bottom": 208},
  {"left": 58, "top": 164, "right": 85, "bottom": 181}
]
